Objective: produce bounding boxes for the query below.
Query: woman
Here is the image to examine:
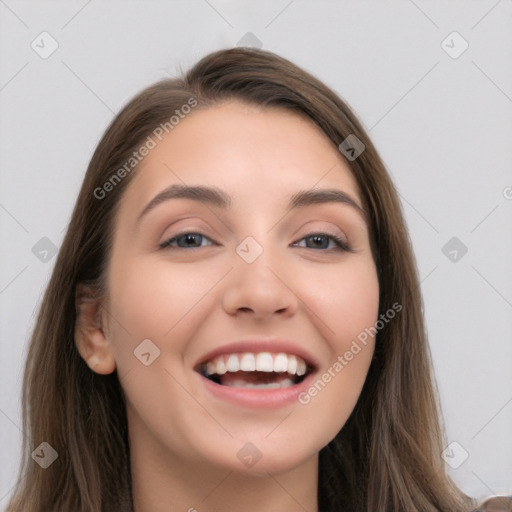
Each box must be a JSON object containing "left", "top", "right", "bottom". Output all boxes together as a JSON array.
[{"left": 6, "top": 47, "right": 477, "bottom": 511}]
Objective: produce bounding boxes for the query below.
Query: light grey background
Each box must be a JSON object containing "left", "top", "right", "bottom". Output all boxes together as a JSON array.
[{"left": 1, "top": 0, "right": 511, "bottom": 507}]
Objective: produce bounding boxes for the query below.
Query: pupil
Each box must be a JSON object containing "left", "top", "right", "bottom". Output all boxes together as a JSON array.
[
  {"left": 309, "top": 235, "right": 327, "bottom": 248},
  {"left": 180, "top": 234, "right": 200, "bottom": 247}
]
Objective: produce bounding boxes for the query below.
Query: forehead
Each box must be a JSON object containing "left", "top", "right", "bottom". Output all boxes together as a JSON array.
[{"left": 120, "top": 100, "right": 361, "bottom": 213}]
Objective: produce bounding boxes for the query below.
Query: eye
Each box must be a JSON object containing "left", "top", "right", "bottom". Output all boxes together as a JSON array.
[
  {"left": 160, "top": 232, "right": 214, "bottom": 249},
  {"left": 292, "top": 232, "right": 352, "bottom": 252}
]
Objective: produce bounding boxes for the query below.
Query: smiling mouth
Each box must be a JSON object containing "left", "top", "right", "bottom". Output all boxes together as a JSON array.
[{"left": 197, "top": 352, "right": 313, "bottom": 389}]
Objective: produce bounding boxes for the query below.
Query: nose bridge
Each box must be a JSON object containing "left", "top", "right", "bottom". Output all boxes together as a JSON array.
[
  {"left": 234, "top": 234, "right": 281, "bottom": 289},
  {"left": 221, "top": 233, "right": 298, "bottom": 318}
]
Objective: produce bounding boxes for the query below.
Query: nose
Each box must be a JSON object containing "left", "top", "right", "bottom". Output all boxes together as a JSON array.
[{"left": 221, "top": 247, "right": 299, "bottom": 321}]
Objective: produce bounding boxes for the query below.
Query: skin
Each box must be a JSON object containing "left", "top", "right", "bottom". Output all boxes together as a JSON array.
[
  {"left": 482, "top": 497, "right": 512, "bottom": 511},
  {"left": 75, "top": 101, "right": 380, "bottom": 512}
]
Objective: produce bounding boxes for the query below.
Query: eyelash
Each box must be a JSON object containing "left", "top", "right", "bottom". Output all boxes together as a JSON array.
[
  {"left": 159, "top": 232, "right": 353, "bottom": 252},
  {"left": 293, "top": 233, "right": 353, "bottom": 252}
]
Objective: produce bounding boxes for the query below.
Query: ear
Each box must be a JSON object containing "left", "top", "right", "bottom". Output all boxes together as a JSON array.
[{"left": 74, "top": 283, "right": 116, "bottom": 375}]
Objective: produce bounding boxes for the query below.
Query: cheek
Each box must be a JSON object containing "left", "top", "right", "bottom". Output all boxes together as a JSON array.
[
  {"left": 106, "top": 256, "right": 220, "bottom": 339},
  {"left": 103, "top": 258, "right": 228, "bottom": 450},
  {"left": 295, "top": 256, "right": 380, "bottom": 344},
  {"left": 292, "top": 257, "right": 379, "bottom": 431},
  {"left": 104, "top": 257, "right": 222, "bottom": 366}
]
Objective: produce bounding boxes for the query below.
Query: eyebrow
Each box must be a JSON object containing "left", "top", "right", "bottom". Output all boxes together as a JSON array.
[
  {"left": 289, "top": 188, "right": 366, "bottom": 222},
  {"left": 136, "top": 184, "right": 367, "bottom": 224},
  {"left": 137, "top": 184, "right": 231, "bottom": 222}
]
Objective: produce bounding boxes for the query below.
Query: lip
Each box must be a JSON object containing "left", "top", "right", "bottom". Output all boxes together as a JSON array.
[
  {"left": 194, "top": 338, "right": 319, "bottom": 409},
  {"left": 198, "top": 370, "right": 316, "bottom": 409}
]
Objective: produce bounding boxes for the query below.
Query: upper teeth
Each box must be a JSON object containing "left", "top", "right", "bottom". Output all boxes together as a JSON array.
[{"left": 204, "top": 352, "right": 307, "bottom": 377}]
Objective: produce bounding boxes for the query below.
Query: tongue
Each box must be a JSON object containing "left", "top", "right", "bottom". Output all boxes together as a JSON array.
[{"left": 219, "top": 371, "right": 296, "bottom": 388}]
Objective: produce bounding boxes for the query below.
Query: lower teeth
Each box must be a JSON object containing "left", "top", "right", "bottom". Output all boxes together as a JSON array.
[{"left": 223, "top": 377, "right": 296, "bottom": 389}]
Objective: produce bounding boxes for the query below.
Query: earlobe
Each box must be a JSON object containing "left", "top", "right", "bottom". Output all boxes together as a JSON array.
[{"left": 74, "top": 283, "right": 116, "bottom": 375}]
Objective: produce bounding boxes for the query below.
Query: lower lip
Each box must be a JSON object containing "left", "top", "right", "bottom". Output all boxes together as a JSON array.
[{"left": 198, "top": 372, "right": 315, "bottom": 409}]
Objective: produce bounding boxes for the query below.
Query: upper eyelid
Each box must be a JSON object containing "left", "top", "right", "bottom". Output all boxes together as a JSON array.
[
  {"left": 159, "top": 221, "right": 215, "bottom": 241},
  {"left": 155, "top": 206, "right": 359, "bottom": 234}
]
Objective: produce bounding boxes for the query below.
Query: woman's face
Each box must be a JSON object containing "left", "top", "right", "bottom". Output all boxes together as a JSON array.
[{"left": 99, "top": 101, "right": 379, "bottom": 475}]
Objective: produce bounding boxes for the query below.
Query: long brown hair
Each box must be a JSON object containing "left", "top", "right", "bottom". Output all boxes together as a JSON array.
[{"left": 6, "top": 47, "right": 476, "bottom": 512}]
